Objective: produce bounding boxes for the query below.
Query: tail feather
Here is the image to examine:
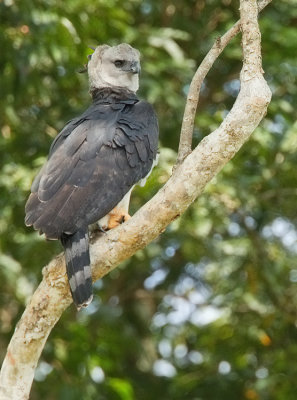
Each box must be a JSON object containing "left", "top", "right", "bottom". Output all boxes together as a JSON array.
[{"left": 61, "top": 229, "right": 93, "bottom": 310}]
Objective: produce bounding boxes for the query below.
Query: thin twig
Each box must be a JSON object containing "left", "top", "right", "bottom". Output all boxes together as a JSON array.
[{"left": 176, "top": 0, "right": 272, "bottom": 166}]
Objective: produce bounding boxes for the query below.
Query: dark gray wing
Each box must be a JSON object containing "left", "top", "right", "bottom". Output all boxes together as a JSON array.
[{"left": 25, "top": 100, "right": 158, "bottom": 239}]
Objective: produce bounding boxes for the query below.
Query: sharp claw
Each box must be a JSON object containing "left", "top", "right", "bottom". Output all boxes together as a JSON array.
[{"left": 97, "top": 224, "right": 107, "bottom": 234}]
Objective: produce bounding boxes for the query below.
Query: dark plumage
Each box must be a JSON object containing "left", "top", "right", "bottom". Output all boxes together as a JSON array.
[{"left": 25, "top": 87, "right": 159, "bottom": 309}]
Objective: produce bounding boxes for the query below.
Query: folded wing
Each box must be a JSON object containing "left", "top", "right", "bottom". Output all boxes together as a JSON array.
[{"left": 25, "top": 100, "right": 158, "bottom": 239}]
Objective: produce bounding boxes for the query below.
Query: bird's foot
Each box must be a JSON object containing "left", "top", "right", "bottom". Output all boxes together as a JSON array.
[{"left": 107, "top": 208, "right": 131, "bottom": 230}]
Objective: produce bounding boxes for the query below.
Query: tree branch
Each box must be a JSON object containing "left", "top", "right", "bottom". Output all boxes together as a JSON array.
[
  {"left": 176, "top": 0, "right": 272, "bottom": 165},
  {"left": 0, "top": 1, "right": 272, "bottom": 398}
]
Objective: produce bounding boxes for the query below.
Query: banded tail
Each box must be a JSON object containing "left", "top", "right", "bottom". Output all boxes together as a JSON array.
[{"left": 61, "top": 229, "right": 93, "bottom": 310}]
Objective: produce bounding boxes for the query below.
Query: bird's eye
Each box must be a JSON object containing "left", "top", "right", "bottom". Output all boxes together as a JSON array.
[{"left": 114, "top": 60, "right": 124, "bottom": 68}]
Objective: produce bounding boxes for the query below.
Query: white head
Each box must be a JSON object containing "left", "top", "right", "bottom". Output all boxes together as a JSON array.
[{"left": 87, "top": 43, "right": 141, "bottom": 93}]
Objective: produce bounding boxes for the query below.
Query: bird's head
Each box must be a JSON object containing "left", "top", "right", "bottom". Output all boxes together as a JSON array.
[{"left": 87, "top": 43, "right": 141, "bottom": 93}]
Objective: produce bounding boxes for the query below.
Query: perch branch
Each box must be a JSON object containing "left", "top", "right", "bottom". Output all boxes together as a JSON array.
[
  {"left": 0, "top": 0, "right": 271, "bottom": 398},
  {"left": 176, "top": 0, "right": 272, "bottom": 165}
]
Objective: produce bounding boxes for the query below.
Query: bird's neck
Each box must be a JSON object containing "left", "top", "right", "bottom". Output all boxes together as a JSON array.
[{"left": 90, "top": 87, "right": 139, "bottom": 104}]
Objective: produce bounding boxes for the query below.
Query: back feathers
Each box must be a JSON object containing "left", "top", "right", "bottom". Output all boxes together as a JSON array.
[{"left": 25, "top": 87, "right": 159, "bottom": 310}]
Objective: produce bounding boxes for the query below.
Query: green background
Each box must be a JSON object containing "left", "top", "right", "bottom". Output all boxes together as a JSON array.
[{"left": 1, "top": 0, "right": 297, "bottom": 399}]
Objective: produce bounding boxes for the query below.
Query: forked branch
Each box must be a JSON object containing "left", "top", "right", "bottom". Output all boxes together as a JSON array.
[{"left": 176, "top": 0, "right": 272, "bottom": 165}]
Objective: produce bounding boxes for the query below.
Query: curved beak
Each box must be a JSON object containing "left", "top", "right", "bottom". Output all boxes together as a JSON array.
[{"left": 129, "top": 61, "right": 141, "bottom": 74}]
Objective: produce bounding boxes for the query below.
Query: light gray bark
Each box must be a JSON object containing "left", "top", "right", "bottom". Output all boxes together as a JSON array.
[{"left": 0, "top": 1, "right": 272, "bottom": 398}]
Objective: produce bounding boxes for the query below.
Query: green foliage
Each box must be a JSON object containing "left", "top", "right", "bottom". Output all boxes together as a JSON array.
[{"left": 1, "top": 0, "right": 297, "bottom": 399}]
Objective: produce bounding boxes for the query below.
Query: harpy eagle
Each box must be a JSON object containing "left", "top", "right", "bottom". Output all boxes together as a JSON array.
[{"left": 25, "top": 44, "right": 159, "bottom": 310}]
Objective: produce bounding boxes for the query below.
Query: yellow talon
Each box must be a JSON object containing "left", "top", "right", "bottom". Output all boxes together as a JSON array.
[{"left": 107, "top": 208, "right": 131, "bottom": 230}]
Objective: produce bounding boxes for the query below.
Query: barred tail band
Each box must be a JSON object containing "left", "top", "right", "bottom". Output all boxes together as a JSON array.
[{"left": 61, "top": 229, "right": 93, "bottom": 310}]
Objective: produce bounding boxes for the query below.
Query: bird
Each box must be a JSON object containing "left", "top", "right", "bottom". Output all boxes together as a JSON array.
[{"left": 25, "top": 43, "right": 159, "bottom": 310}]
